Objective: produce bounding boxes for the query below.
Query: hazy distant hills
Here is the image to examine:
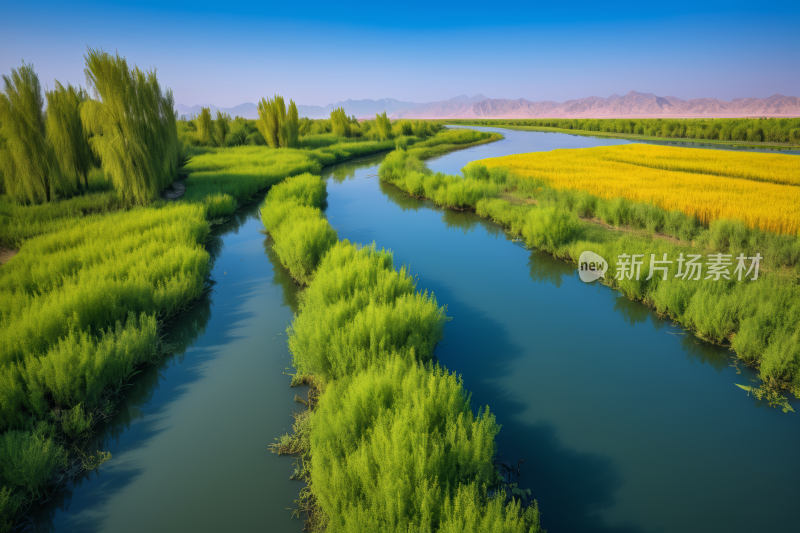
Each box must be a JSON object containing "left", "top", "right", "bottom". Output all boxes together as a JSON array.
[
  {"left": 175, "top": 102, "right": 259, "bottom": 119},
  {"left": 392, "top": 91, "right": 800, "bottom": 119},
  {"left": 176, "top": 91, "right": 800, "bottom": 120}
]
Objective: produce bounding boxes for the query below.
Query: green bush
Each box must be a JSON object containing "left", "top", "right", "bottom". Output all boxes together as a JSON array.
[
  {"left": 288, "top": 241, "right": 447, "bottom": 381},
  {"left": 380, "top": 152, "right": 504, "bottom": 210},
  {"left": 0, "top": 423, "right": 67, "bottom": 501},
  {"left": 271, "top": 208, "right": 338, "bottom": 285},
  {"left": 260, "top": 173, "right": 337, "bottom": 285},
  {"left": 311, "top": 358, "right": 541, "bottom": 533},
  {"left": 522, "top": 206, "right": 581, "bottom": 252},
  {"left": 263, "top": 172, "right": 327, "bottom": 210},
  {"left": 0, "top": 486, "right": 18, "bottom": 533},
  {"left": 60, "top": 403, "right": 93, "bottom": 440}
]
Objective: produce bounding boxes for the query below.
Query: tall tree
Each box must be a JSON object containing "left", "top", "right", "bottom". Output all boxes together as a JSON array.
[
  {"left": 375, "top": 111, "right": 392, "bottom": 141},
  {"left": 81, "top": 48, "right": 179, "bottom": 205},
  {"left": 215, "top": 110, "right": 231, "bottom": 146},
  {"left": 46, "top": 81, "right": 93, "bottom": 190},
  {"left": 196, "top": 107, "right": 214, "bottom": 145},
  {"left": 0, "top": 61, "right": 58, "bottom": 203},
  {"left": 282, "top": 99, "right": 300, "bottom": 148},
  {"left": 331, "top": 107, "right": 350, "bottom": 138},
  {"left": 256, "top": 95, "right": 286, "bottom": 148}
]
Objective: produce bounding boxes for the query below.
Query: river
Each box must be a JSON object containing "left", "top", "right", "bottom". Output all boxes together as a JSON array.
[{"left": 32, "top": 127, "right": 799, "bottom": 533}]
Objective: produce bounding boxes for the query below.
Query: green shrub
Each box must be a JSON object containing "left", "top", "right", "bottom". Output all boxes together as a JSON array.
[
  {"left": 522, "top": 206, "right": 581, "bottom": 252},
  {"left": 271, "top": 209, "right": 338, "bottom": 285},
  {"left": 310, "top": 358, "right": 544, "bottom": 533},
  {"left": 60, "top": 403, "right": 93, "bottom": 440},
  {"left": 263, "top": 173, "right": 326, "bottom": 210},
  {"left": 0, "top": 423, "right": 67, "bottom": 500},
  {"left": 288, "top": 241, "right": 448, "bottom": 381},
  {"left": 0, "top": 486, "right": 18, "bottom": 533}
]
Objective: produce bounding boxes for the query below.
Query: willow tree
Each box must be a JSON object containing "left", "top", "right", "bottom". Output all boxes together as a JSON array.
[
  {"left": 81, "top": 48, "right": 179, "bottom": 205},
  {"left": 256, "top": 95, "right": 286, "bottom": 148},
  {"left": 46, "top": 81, "right": 93, "bottom": 190},
  {"left": 196, "top": 107, "right": 214, "bottom": 145},
  {"left": 0, "top": 61, "right": 60, "bottom": 203},
  {"left": 281, "top": 100, "right": 299, "bottom": 148},
  {"left": 331, "top": 107, "right": 350, "bottom": 138},
  {"left": 215, "top": 110, "right": 231, "bottom": 146},
  {"left": 375, "top": 111, "right": 392, "bottom": 140}
]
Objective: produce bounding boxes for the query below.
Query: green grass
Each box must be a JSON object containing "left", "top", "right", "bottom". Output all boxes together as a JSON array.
[
  {"left": 0, "top": 169, "right": 120, "bottom": 249},
  {"left": 261, "top": 174, "right": 338, "bottom": 285},
  {"left": 0, "top": 203, "right": 210, "bottom": 427},
  {"left": 311, "top": 358, "right": 540, "bottom": 533},
  {"left": 287, "top": 240, "right": 447, "bottom": 382}
]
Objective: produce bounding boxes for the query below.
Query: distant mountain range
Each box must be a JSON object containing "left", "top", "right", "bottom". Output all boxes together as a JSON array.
[
  {"left": 176, "top": 91, "right": 800, "bottom": 120},
  {"left": 391, "top": 91, "right": 800, "bottom": 119}
]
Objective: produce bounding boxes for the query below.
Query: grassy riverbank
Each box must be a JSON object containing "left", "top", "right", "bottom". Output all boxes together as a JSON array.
[
  {"left": 378, "top": 145, "right": 800, "bottom": 409},
  {"left": 262, "top": 133, "right": 544, "bottom": 531},
  {"left": 0, "top": 123, "right": 473, "bottom": 530},
  {"left": 438, "top": 118, "right": 800, "bottom": 150}
]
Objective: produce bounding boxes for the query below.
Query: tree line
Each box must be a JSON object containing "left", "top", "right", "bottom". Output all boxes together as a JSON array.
[
  {"left": 0, "top": 49, "right": 180, "bottom": 206},
  {"left": 179, "top": 105, "right": 434, "bottom": 148},
  {"left": 449, "top": 117, "right": 800, "bottom": 145}
]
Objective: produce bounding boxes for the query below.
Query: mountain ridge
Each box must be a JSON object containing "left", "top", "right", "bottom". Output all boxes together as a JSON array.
[
  {"left": 391, "top": 91, "right": 800, "bottom": 119},
  {"left": 176, "top": 91, "right": 800, "bottom": 120}
]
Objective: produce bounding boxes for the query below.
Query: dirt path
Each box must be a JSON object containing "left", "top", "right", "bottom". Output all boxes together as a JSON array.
[
  {"left": 0, "top": 247, "right": 18, "bottom": 265},
  {"left": 161, "top": 181, "right": 186, "bottom": 200}
]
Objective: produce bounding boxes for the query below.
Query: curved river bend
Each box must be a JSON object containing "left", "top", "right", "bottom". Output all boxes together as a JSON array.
[{"left": 32, "top": 127, "right": 799, "bottom": 533}]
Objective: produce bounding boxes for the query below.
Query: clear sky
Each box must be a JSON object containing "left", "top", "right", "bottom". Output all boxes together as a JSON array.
[{"left": 1, "top": 1, "right": 798, "bottom": 108}]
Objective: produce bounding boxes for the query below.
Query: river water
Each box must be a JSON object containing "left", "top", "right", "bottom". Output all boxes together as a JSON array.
[{"left": 32, "top": 127, "right": 799, "bottom": 533}]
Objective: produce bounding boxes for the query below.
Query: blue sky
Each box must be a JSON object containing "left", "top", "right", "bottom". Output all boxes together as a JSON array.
[{"left": 1, "top": 1, "right": 798, "bottom": 107}]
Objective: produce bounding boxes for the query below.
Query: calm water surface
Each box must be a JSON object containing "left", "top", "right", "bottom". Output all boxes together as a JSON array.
[{"left": 33, "top": 127, "right": 799, "bottom": 533}]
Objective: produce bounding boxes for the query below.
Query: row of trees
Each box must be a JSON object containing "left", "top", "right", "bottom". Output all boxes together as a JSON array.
[
  {"left": 195, "top": 107, "right": 231, "bottom": 146},
  {"left": 176, "top": 105, "right": 438, "bottom": 148},
  {"left": 454, "top": 117, "right": 800, "bottom": 144},
  {"left": 0, "top": 64, "right": 90, "bottom": 203},
  {"left": 0, "top": 49, "right": 180, "bottom": 205}
]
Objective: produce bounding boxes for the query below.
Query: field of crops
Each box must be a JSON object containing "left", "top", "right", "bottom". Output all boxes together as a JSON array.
[{"left": 479, "top": 145, "right": 800, "bottom": 235}]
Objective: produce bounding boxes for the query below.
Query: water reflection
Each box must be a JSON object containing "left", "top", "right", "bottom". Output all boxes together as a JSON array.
[
  {"left": 612, "top": 295, "right": 651, "bottom": 327},
  {"left": 262, "top": 235, "right": 302, "bottom": 315},
  {"left": 441, "top": 208, "right": 504, "bottom": 238},
  {"left": 329, "top": 154, "right": 385, "bottom": 184},
  {"left": 378, "top": 179, "right": 423, "bottom": 212},
  {"left": 679, "top": 333, "right": 732, "bottom": 373},
  {"left": 31, "top": 285, "right": 216, "bottom": 531},
  {"left": 528, "top": 250, "right": 575, "bottom": 288}
]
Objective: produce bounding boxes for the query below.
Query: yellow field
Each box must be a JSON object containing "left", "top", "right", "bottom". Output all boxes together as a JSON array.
[{"left": 478, "top": 144, "right": 800, "bottom": 234}]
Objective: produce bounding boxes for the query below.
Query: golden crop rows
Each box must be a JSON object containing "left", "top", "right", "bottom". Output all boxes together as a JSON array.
[{"left": 479, "top": 144, "right": 800, "bottom": 234}]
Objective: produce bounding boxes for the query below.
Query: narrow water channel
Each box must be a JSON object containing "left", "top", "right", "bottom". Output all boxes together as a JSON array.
[{"left": 33, "top": 128, "right": 799, "bottom": 533}]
